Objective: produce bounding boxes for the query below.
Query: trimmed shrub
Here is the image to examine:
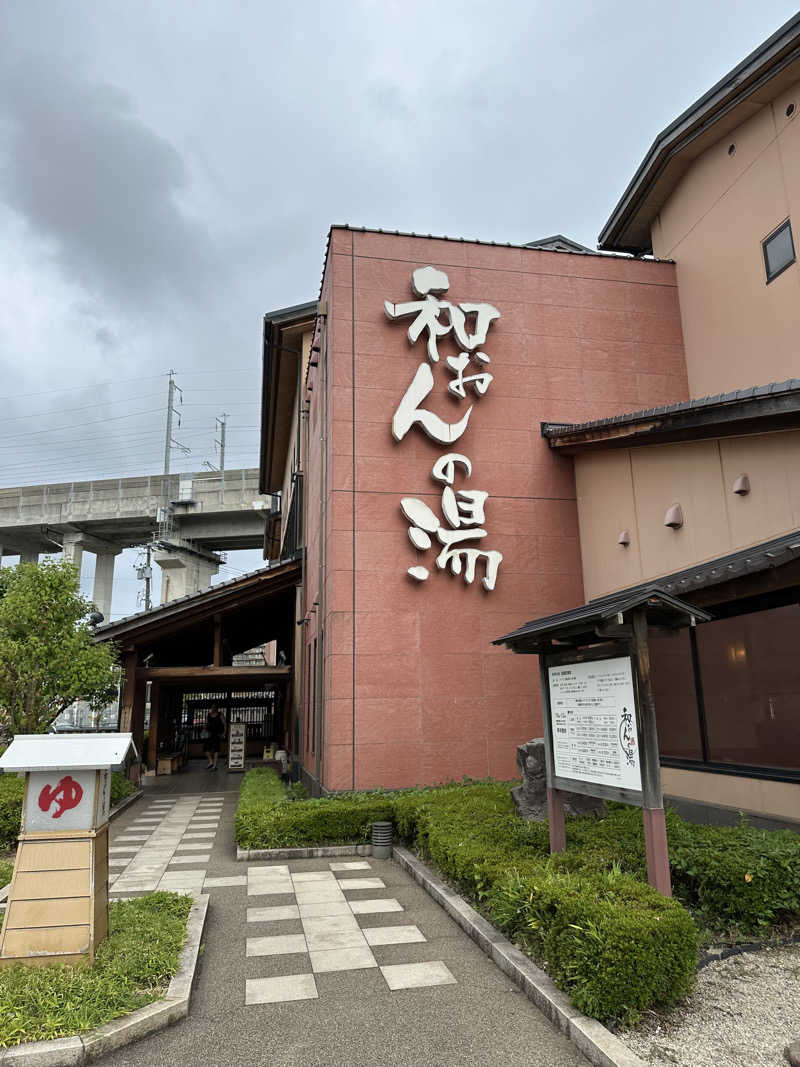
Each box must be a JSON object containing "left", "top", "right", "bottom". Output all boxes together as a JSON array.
[
  {"left": 110, "top": 771, "right": 135, "bottom": 809},
  {"left": 0, "top": 775, "right": 24, "bottom": 852},
  {"left": 543, "top": 870, "right": 698, "bottom": 1025},
  {"left": 238, "top": 790, "right": 394, "bottom": 850},
  {"left": 235, "top": 767, "right": 288, "bottom": 847},
  {"left": 668, "top": 821, "right": 800, "bottom": 933},
  {"left": 392, "top": 783, "right": 699, "bottom": 1024}
]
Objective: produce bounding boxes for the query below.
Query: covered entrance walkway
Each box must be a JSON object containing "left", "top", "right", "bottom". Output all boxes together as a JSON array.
[{"left": 94, "top": 558, "right": 301, "bottom": 776}]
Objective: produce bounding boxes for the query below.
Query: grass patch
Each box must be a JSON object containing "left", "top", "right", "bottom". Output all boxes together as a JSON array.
[
  {"left": 234, "top": 774, "right": 800, "bottom": 1025},
  {"left": 0, "top": 859, "right": 12, "bottom": 887},
  {"left": 0, "top": 892, "right": 191, "bottom": 1048}
]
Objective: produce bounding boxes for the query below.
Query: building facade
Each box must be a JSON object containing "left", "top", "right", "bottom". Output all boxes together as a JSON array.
[{"left": 260, "top": 15, "right": 800, "bottom": 823}]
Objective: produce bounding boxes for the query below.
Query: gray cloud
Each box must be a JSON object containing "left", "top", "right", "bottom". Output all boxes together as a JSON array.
[{"left": 0, "top": 55, "right": 215, "bottom": 307}]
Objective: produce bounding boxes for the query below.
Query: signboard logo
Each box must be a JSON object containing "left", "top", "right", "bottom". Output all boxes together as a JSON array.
[
  {"left": 385, "top": 266, "right": 503, "bottom": 592},
  {"left": 619, "top": 707, "right": 637, "bottom": 768},
  {"left": 38, "top": 775, "right": 83, "bottom": 819}
]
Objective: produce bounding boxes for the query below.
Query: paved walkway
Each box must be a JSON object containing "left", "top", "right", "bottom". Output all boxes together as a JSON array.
[{"left": 103, "top": 766, "right": 586, "bottom": 1067}]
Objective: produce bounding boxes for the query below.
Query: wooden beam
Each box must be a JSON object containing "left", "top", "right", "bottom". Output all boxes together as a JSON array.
[{"left": 135, "top": 665, "right": 291, "bottom": 681}]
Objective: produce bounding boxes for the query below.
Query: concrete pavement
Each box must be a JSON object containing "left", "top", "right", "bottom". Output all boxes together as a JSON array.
[{"left": 103, "top": 765, "right": 586, "bottom": 1067}]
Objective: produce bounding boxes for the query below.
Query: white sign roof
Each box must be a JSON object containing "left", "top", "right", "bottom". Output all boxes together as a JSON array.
[{"left": 0, "top": 733, "right": 137, "bottom": 772}]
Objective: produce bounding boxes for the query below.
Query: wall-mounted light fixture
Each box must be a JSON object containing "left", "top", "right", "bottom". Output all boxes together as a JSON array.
[
  {"left": 664, "top": 504, "right": 684, "bottom": 530},
  {"left": 617, "top": 529, "right": 631, "bottom": 547},
  {"left": 732, "top": 473, "right": 751, "bottom": 496}
]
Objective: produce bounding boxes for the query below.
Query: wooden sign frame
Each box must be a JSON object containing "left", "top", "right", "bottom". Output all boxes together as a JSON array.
[{"left": 539, "top": 607, "right": 672, "bottom": 896}]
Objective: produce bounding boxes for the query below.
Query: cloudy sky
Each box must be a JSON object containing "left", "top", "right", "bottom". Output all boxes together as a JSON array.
[{"left": 0, "top": 0, "right": 796, "bottom": 615}]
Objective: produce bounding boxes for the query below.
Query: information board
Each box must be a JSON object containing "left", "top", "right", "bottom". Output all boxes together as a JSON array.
[
  {"left": 228, "top": 722, "right": 246, "bottom": 771},
  {"left": 547, "top": 656, "right": 642, "bottom": 793}
]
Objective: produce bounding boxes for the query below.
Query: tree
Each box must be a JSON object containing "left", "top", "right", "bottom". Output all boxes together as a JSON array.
[{"left": 0, "top": 559, "right": 120, "bottom": 737}]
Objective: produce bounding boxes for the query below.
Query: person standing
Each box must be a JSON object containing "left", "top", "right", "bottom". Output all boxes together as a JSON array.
[{"left": 204, "top": 704, "right": 226, "bottom": 771}]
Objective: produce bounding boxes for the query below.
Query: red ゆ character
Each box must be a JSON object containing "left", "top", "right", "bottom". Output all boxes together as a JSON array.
[{"left": 38, "top": 775, "right": 83, "bottom": 819}]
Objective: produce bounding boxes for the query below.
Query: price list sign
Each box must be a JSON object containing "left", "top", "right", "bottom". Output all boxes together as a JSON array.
[
  {"left": 228, "top": 722, "right": 246, "bottom": 772},
  {"left": 547, "top": 656, "right": 642, "bottom": 793}
]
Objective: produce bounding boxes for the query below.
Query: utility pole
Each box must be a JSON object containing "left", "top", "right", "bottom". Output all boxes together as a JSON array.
[
  {"left": 144, "top": 545, "right": 152, "bottom": 611},
  {"left": 163, "top": 370, "right": 183, "bottom": 478},
  {"left": 135, "top": 545, "right": 153, "bottom": 611},
  {"left": 216, "top": 413, "right": 227, "bottom": 473}
]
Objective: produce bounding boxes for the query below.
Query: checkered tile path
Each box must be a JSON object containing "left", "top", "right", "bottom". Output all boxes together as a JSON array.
[
  {"left": 244, "top": 861, "right": 456, "bottom": 1004},
  {"left": 109, "top": 794, "right": 224, "bottom": 894}
]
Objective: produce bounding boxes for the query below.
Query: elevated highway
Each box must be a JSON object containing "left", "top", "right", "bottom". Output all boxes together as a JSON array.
[{"left": 0, "top": 469, "right": 274, "bottom": 617}]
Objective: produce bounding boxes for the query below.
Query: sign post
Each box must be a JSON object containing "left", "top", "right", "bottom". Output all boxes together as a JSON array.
[
  {"left": 540, "top": 620, "right": 672, "bottom": 897},
  {"left": 228, "top": 721, "right": 246, "bottom": 772},
  {"left": 0, "top": 733, "right": 136, "bottom": 967}
]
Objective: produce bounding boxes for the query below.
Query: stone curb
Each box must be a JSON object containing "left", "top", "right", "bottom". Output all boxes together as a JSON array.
[
  {"left": 236, "top": 844, "right": 373, "bottom": 861},
  {"left": 393, "top": 846, "right": 646, "bottom": 1067},
  {"left": 0, "top": 892, "right": 209, "bottom": 1066},
  {"left": 108, "top": 788, "right": 143, "bottom": 823}
]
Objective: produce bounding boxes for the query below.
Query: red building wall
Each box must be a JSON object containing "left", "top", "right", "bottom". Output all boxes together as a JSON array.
[{"left": 303, "top": 228, "right": 688, "bottom": 791}]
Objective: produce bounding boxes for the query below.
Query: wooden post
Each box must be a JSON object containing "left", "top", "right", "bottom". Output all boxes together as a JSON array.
[
  {"left": 130, "top": 677, "right": 147, "bottom": 777},
  {"left": 632, "top": 608, "right": 672, "bottom": 897},
  {"left": 119, "top": 650, "right": 138, "bottom": 732},
  {"left": 213, "top": 615, "right": 222, "bottom": 668},
  {"left": 538, "top": 654, "right": 566, "bottom": 854},
  {"left": 147, "top": 683, "right": 160, "bottom": 772}
]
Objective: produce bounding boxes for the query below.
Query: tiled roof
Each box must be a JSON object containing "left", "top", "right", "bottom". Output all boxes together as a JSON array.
[
  {"left": 92, "top": 554, "right": 301, "bottom": 637},
  {"left": 542, "top": 378, "right": 800, "bottom": 442}
]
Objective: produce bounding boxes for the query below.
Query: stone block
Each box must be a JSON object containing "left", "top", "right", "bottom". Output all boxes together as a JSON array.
[{"left": 512, "top": 738, "right": 605, "bottom": 820}]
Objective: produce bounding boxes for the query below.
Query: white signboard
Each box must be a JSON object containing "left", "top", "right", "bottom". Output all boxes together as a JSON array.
[
  {"left": 24, "top": 769, "right": 99, "bottom": 832},
  {"left": 228, "top": 722, "right": 246, "bottom": 771},
  {"left": 548, "top": 656, "right": 642, "bottom": 793}
]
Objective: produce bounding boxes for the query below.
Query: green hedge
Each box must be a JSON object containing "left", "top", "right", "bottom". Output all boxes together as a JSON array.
[
  {"left": 235, "top": 767, "right": 289, "bottom": 847},
  {"left": 235, "top": 768, "right": 394, "bottom": 849},
  {"left": 110, "top": 771, "right": 136, "bottom": 809},
  {"left": 0, "top": 775, "right": 24, "bottom": 852},
  {"left": 391, "top": 784, "right": 698, "bottom": 1024}
]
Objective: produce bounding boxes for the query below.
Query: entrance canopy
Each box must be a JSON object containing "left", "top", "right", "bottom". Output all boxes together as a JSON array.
[{"left": 94, "top": 558, "right": 300, "bottom": 771}]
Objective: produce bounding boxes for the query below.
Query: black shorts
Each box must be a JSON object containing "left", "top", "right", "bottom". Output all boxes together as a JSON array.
[{"left": 205, "top": 737, "right": 222, "bottom": 754}]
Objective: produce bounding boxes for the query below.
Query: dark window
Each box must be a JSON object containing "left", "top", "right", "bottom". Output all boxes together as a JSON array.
[
  {"left": 762, "top": 220, "right": 795, "bottom": 282},
  {"left": 306, "top": 643, "right": 313, "bottom": 754},
  {"left": 310, "top": 638, "right": 317, "bottom": 756},
  {"left": 649, "top": 628, "right": 704, "bottom": 760},
  {"left": 695, "top": 604, "right": 800, "bottom": 772}
]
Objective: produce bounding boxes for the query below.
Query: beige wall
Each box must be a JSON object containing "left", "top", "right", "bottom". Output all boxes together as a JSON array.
[
  {"left": 575, "top": 428, "right": 800, "bottom": 600},
  {"left": 651, "top": 77, "right": 800, "bottom": 396},
  {"left": 661, "top": 766, "right": 799, "bottom": 824}
]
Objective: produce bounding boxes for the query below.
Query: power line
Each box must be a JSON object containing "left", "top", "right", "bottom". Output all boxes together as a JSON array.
[
  {"left": 0, "top": 449, "right": 259, "bottom": 478},
  {"left": 0, "top": 373, "right": 170, "bottom": 402},
  {"left": 0, "top": 408, "right": 165, "bottom": 442},
  {"left": 2, "top": 392, "right": 165, "bottom": 422},
  {"left": 0, "top": 424, "right": 260, "bottom": 456}
]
